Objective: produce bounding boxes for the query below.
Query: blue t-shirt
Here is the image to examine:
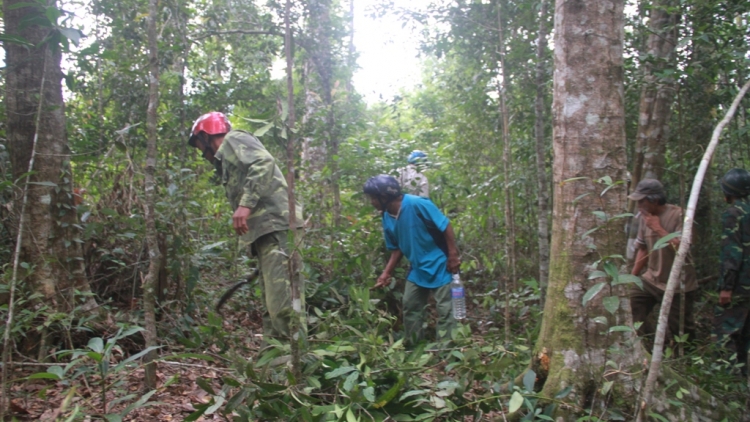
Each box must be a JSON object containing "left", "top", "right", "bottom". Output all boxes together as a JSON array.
[{"left": 382, "top": 194, "right": 451, "bottom": 288}]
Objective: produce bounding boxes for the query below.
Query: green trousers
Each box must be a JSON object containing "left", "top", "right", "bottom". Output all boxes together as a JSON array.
[
  {"left": 252, "top": 230, "right": 305, "bottom": 342},
  {"left": 402, "top": 281, "right": 455, "bottom": 345}
]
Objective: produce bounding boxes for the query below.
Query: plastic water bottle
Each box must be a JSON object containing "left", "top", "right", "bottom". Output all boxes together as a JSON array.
[{"left": 451, "top": 274, "right": 466, "bottom": 320}]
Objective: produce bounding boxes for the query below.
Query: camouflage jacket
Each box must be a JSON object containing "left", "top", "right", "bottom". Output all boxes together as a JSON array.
[
  {"left": 215, "top": 130, "right": 301, "bottom": 246},
  {"left": 718, "top": 197, "right": 750, "bottom": 295}
]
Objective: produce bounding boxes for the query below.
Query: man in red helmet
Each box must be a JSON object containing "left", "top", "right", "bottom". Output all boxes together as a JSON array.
[{"left": 189, "top": 112, "right": 305, "bottom": 344}]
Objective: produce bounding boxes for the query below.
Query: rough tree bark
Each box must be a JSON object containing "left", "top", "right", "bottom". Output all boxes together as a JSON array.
[
  {"left": 142, "top": 0, "right": 161, "bottom": 390},
  {"left": 534, "top": 0, "right": 550, "bottom": 300},
  {"left": 533, "top": 1, "right": 736, "bottom": 419},
  {"left": 3, "top": 0, "right": 97, "bottom": 313},
  {"left": 630, "top": 0, "right": 680, "bottom": 188},
  {"left": 535, "top": 0, "right": 632, "bottom": 410}
]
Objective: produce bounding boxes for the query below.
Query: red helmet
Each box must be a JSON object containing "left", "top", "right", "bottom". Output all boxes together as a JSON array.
[{"left": 188, "top": 112, "right": 231, "bottom": 147}]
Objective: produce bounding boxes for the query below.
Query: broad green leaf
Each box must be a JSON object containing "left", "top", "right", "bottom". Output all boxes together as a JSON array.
[
  {"left": 592, "top": 211, "right": 606, "bottom": 220},
  {"left": 603, "top": 296, "right": 620, "bottom": 314},
  {"left": 603, "top": 261, "right": 618, "bottom": 283},
  {"left": 363, "top": 386, "right": 376, "bottom": 402},
  {"left": 325, "top": 366, "right": 356, "bottom": 379},
  {"left": 508, "top": 391, "right": 524, "bottom": 413},
  {"left": 196, "top": 377, "right": 216, "bottom": 395},
  {"left": 346, "top": 408, "right": 357, "bottom": 422},
  {"left": 254, "top": 121, "right": 274, "bottom": 137},
  {"left": 653, "top": 232, "right": 681, "bottom": 251},
  {"left": 608, "top": 325, "right": 634, "bottom": 333},
  {"left": 592, "top": 316, "right": 608, "bottom": 325},
  {"left": 582, "top": 282, "right": 606, "bottom": 307},
  {"left": 343, "top": 371, "right": 358, "bottom": 392},
  {"left": 28, "top": 372, "right": 61, "bottom": 380},
  {"left": 205, "top": 396, "right": 225, "bottom": 415},
  {"left": 523, "top": 370, "right": 536, "bottom": 392},
  {"left": 588, "top": 271, "right": 607, "bottom": 280},
  {"left": 87, "top": 337, "right": 104, "bottom": 353},
  {"left": 613, "top": 274, "right": 643, "bottom": 289}
]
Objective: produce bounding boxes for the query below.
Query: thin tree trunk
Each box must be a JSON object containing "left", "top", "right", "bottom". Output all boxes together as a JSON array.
[
  {"left": 284, "top": 0, "right": 303, "bottom": 380},
  {"left": 496, "top": 0, "right": 516, "bottom": 344},
  {"left": 636, "top": 79, "right": 750, "bottom": 421},
  {"left": 534, "top": 0, "right": 550, "bottom": 302},
  {"left": 142, "top": 0, "right": 161, "bottom": 390}
]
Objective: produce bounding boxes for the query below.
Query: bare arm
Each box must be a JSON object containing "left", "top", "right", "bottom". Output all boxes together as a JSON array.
[
  {"left": 631, "top": 245, "right": 648, "bottom": 276},
  {"left": 444, "top": 223, "right": 461, "bottom": 273},
  {"left": 374, "top": 250, "right": 404, "bottom": 289}
]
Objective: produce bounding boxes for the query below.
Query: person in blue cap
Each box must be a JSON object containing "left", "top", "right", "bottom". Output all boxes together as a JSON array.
[
  {"left": 364, "top": 174, "right": 460, "bottom": 345},
  {"left": 397, "top": 150, "right": 430, "bottom": 197}
]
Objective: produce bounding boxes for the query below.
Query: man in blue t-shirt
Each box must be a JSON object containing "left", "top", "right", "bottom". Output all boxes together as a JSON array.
[{"left": 364, "top": 174, "right": 461, "bottom": 344}]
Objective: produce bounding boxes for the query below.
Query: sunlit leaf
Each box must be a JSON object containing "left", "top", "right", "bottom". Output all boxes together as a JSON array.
[{"left": 508, "top": 391, "right": 524, "bottom": 413}]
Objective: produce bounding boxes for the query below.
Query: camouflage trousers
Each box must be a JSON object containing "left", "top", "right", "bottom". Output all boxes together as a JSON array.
[
  {"left": 712, "top": 296, "right": 750, "bottom": 375},
  {"left": 252, "top": 230, "right": 305, "bottom": 342},
  {"left": 403, "top": 281, "right": 455, "bottom": 346}
]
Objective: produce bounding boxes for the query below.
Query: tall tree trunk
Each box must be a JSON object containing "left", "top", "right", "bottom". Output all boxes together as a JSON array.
[
  {"left": 534, "top": 2, "right": 734, "bottom": 418},
  {"left": 495, "top": 0, "right": 516, "bottom": 344},
  {"left": 285, "top": 0, "right": 303, "bottom": 380},
  {"left": 3, "top": 0, "right": 97, "bottom": 315},
  {"left": 534, "top": 0, "right": 551, "bottom": 301},
  {"left": 536, "top": 0, "right": 632, "bottom": 412},
  {"left": 630, "top": 0, "right": 680, "bottom": 193},
  {"left": 142, "top": 0, "right": 161, "bottom": 390}
]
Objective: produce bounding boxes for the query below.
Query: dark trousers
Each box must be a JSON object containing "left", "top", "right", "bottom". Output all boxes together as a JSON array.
[
  {"left": 629, "top": 282, "right": 697, "bottom": 346},
  {"left": 712, "top": 296, "right": 750, "bottom": 376}
]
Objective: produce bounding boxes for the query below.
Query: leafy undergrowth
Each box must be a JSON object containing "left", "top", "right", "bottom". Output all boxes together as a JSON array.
[{"left": 6, "top": 284, "right": 540, "bottom": 421}]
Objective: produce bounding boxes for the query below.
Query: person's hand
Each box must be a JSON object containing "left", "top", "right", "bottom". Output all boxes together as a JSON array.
[
  {"left": 233, "top": 206, "right": 251, "bottom": 235},
  {"left": 719, "top": 290, "right": 733, "bottom": 306},
  {"left": 641, "top": 211, "right": 661, "bottom": 231},
  {"left": 447, "top": 252, "right": 461, "bottom": 274},
  {"left": 373, "top": 273, "right": 391, "bottom": 290}
]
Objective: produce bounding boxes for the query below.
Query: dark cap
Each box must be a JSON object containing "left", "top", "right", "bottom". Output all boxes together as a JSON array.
[{"left": 628, "top": 179, "right": 665, "bottom": 201}]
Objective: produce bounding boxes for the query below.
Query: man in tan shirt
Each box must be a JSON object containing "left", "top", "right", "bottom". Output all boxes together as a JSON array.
[{"left": 629, "top": 179, "right": 697, "bottom": 345}]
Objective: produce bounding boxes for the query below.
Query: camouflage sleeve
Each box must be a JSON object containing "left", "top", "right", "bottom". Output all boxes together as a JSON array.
[
  {"left": 719, "top": 207, "right": 742, "bottom": 291},
  {"left": 235, "top": 140, "right": 276, "bottom": 210}
]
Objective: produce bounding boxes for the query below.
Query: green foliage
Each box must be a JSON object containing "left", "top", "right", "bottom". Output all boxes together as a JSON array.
[
  {"left": 28, "top": 325, "right": 161, "bottom": 419},
  {"left": 184, "top": 285, "right": 532, "bottom": 421}
]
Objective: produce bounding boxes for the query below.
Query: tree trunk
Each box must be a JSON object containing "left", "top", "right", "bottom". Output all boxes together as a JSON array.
[
  {"left": 534, "top": 0, "right": 551, "bottom": 301},
  {"left": 142, "top": 0, "right": 161, "bottom": 390},
  {"left": 534, "top": 2, "right": 737, "bottom": 418},
  {"left": 495, "top": 0, "right": 516, "bottom": 344},
  {"left": 285, "top": 0, "right": 303, "bottom": 380},
  {"left": 536, "top": 0, "right": 632, "bottom": 412},
  {"left": 630, "top": 0, "right": 680, "bottom": 193},
  {"left": 3, "top": 0, "right": 97, "bottom": 313}
]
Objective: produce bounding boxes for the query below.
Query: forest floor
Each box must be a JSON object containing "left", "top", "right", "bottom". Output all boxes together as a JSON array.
[
  {"left": 5, "top": 306, "right": 266, "bottom": 422},
  {"left": 5, "top": 303, "right": 507, "bottom": 421}
]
